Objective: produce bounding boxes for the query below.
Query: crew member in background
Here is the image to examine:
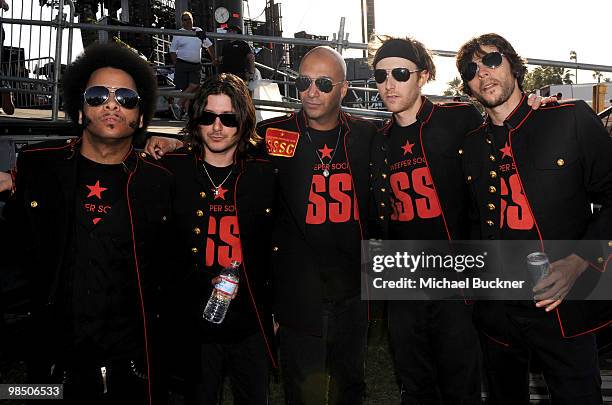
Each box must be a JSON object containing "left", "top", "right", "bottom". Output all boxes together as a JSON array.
[{"left": 169, "top": 11, "right": 215, "bottom": 120}]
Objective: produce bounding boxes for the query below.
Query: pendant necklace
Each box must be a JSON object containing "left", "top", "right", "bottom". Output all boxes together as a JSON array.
[
  {"left": 305, "top": 126, "right": 342, "bottom": 177},
  {"left": 202, "top": 162, "right": 233, "bottom": 197}
]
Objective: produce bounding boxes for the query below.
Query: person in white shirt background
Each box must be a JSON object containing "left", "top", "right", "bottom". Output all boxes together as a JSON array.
[{"left": 169, "top": 11, "right": 215, "bottom": 119}]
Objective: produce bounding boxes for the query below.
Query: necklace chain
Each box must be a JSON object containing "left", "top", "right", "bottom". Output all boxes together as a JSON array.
[
  {"left": 305, "top": 126, "right": 342, "bottom": 177},
  {"left": 202, "top": 162, "right": 233, "bottom": 193}
]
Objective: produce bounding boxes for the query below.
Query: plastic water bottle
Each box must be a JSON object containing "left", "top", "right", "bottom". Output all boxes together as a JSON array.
[{"left": 203, "top": 261, "right": 241, "bottom": 324}]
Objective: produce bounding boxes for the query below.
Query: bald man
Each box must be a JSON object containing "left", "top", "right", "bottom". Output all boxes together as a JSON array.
[{"left": 256, "top": 47, "right": 390, "bottom": 404}]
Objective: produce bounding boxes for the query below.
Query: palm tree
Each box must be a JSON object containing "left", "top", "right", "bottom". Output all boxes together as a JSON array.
[
  {"left": 569, "top": 50, "right": 578, "bottom": 84},
  {"left": 593, "top": 70, "right": 603, "bottom": 83}
]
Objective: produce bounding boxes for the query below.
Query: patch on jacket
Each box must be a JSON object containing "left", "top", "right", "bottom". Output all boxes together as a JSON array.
[{"left": 265, "top": 128, "right": 299, "bottom": 158}]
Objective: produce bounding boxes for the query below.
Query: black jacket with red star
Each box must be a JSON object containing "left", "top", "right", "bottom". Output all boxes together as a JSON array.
[
  {"left": 378, "top": 97, "right": 484, "bottom": 240},
  {"left": 158, "top": 144, "right": 278, "bottom": 370},
  {"left": 461, "top": 94, "right": 612, "bottom": 339},
  {"left": 2, "top": 138, "right": 175, "bottom": 402},
  {"left": 256, "top": 110, "right": 391, "bottom": 335}
]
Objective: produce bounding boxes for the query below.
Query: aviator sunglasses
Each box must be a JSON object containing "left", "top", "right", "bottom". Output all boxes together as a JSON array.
[
  {"left": 374, "top": 68, "right": 422, "bottom": 84},
  {"left": 83, "top": 86, "right": 140, "bottom": 109},
  {"left": 461, "top": 51, "right": 505, "bottom": 82},
  {"left": 295, "top": 76, "right": 344, "bottom": 93},
  {"left": 195, "top": 111, "right": 239, "bottom": 127}
]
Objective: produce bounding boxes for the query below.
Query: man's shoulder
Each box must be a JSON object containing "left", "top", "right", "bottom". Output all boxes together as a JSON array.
[
  {"left": 136, "top": 151, "right": 175, "bottom": 179},
  {"left": 435, "top": 101, "right": 480, "bottom": 113},
  {"left": 535, "top": 98, "right": 590, "bottom": 115},
  {"left": 18, "top": 138, "right": 77, "bottom": 161},
  {"left": 158, "top": 147, "right": 195, "bottom": 172},
  {"left": 256, "top": 113, "right": 297, "bottom": 132},
  {"left": 343, "top": 113, "right": 379, "bottom": 138},
  {"left": 462, "top": 122, "right": 487, "bottom": 149},
  {"left": 433, "top": 101, "right": 482, "bottom": 122}
]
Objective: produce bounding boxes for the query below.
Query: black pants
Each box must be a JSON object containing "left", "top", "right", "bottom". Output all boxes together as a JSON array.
[
  {"left": 279, "top": 296, "right": 368, "bottom": 405},
  {"left": 388, "top": 300, "right": 481, "bottom": 405},
  {"left": 186, "top": 332, "right": 269, "bottom": 405},
  {"left": 480, "top": 305, "right": 601, "bottom": 405}
]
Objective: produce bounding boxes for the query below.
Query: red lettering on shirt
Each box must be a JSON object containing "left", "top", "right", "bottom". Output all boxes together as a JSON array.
[
  {"left": 500, "top": 174, "right": 534, "bottom": 230},
  {"left": 390, "top": 167, "right": 441, "bottom": 221},
  {"left": 206, "top": 214, "right": 243, "bottom": 268},
  {"left": 306, "top": 173, "right": 359, "bottom": 224}
]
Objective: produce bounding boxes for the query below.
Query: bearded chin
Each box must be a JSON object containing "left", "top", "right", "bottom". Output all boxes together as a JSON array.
[{"left": 476, "top": 80, "right": 515, "bottom": 109}]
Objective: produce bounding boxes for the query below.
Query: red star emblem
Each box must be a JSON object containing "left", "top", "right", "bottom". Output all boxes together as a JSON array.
[
  {"left": 499, "top": 142, "right": 513, "bottom": 160},
  {"left": 214, "top": 185, "right": 229, "bottom": 200},
  {"left": 401, "top": 140, "right": 415, "bottom": 156},
  {"left": 86, "top": 180, "right": 107, "bottom": 199},
  {"left": 318, "top": 144, "right": 334, "bottom": 160}
]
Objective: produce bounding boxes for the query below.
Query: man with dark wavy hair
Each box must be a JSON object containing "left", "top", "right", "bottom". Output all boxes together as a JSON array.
[
  {"left": 2, "top": 42, "right": 173, "bottom": 404},
  {"left": 153, "top": 73, "right": 277, "bottom": 404},
  {"left": 457, "top": 33, "right": 612, "bottom": 404}
]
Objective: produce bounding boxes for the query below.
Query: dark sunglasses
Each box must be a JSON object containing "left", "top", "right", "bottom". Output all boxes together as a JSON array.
[
  {"left": 461, "top": 51, "right": 505, "bottom": 82},
  {"left": 295, "top": 76, "right": 344, "bottom": 93},
  {"left": 196, "top": 111, "right": 238, "bottom": 127},
  {"left": 83, "top": 86, "right": 140, "bottom": 109},
  {"left": 374, "top": 68, "right": 422, "bottom": 84}
]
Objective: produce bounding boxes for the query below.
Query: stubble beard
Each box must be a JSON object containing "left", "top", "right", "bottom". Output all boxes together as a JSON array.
[{"left": 475, "top": 78, "right": 516, "bottom": 109}]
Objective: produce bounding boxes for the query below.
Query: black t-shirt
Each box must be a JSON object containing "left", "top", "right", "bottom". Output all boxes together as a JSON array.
[
  {"left": 490, "top": 125, "right": 538, "bottom": 241},
  {"left": 199, "top": 162, "right": 258, "bottom": 342},
  {"left": 304, "top": 126, "right": 362, "bottom": 302},
  {"left": 490, "top": 125, "right": 541, "bottom": 307},
  {"left": 387, "top": 120, "right": 446, "bottom": 240},
  {"left": 66, "top": 154, "right": 141, "bottom": 361}
]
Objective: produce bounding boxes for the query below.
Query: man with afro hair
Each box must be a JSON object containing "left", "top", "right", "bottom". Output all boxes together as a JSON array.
[{"left": 2, "top": 42, "right": 176, "bottom": 404}]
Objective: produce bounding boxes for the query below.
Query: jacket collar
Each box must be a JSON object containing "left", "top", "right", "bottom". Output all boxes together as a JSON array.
[
  {"left": 296, "top": 109, "right": 350, "bottom": 134},
  {"left": 486, "top": 92, "right": 530, "bottom": 130},
  {"left": 382, "top": 96, "right": 435, "bottom": 135},
  {"left": 63, "top": 137, "right": 138, "bottom": 173}
]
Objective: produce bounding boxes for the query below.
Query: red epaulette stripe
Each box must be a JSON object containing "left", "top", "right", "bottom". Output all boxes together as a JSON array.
[
  {"left": 539, "top": 103, "right": 575, "bottom": 110},
  {"left": 251, "top": 158, "right": 272, "bottom": 164},
  {"left": 436, "top": 102, "right": 472, "bottom": 108},
  {"left": 466, "top": 122, "right": 487, "bottom": 136},
  {"left": 380, "top": 119, "right": 393, "bottom": 134},
  {"left": 22, "top": 141, "right": 76, "bottom": 153},
  {"left": 259, "top": 113, "right": 295, "bottom": 128}
]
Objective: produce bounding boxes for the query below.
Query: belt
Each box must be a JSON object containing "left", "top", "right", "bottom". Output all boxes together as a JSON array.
[
  {"left": 50, "top": 358, "right": 147, "bottom": 395},
  {"left": 176, "top": 58, "right": 201, "bottom": 65}
]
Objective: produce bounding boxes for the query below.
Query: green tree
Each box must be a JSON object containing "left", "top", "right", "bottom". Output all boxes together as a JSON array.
[
  {"left": 593, "top": 70, "right": 604, "bottom": 83},
  {"left": 443, "top": 77, "right": 463, "bottom": 96},
  {"left": 522, "top": 66, "right": 571, "bottom": 93},
  {"left": 569, "top": 50, "right": 578, "bottom": 84}
]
